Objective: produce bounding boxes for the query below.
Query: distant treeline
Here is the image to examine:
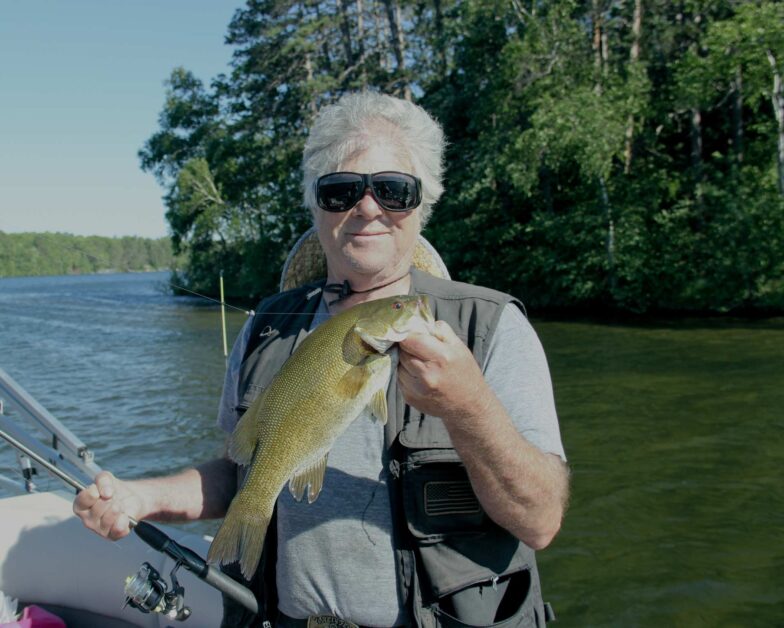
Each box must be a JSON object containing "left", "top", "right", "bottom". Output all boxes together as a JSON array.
[
  {"left": 0, "top": 232, "right": 174, "bottom": 278},
  {"left": 140, "top": 0, "right": 784, "bottom": 313}
]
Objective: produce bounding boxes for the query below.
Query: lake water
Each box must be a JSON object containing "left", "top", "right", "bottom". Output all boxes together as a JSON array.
[{"left": 0, "top": 272, "right": 781, "bottom": 626}]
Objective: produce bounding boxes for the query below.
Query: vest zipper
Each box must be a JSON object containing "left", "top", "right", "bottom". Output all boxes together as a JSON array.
[{"left": 436, "top": 571, "right": 515, "bottom": 599}]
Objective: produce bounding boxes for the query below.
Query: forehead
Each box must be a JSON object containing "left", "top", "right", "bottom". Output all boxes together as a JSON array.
[{"left": 338, "top": 141, "right": 412, "bottom": 174}]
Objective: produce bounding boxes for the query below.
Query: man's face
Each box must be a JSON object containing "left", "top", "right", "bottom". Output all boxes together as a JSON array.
[{"left": 314, "top": 142, "right": 420, "bottom": 285}]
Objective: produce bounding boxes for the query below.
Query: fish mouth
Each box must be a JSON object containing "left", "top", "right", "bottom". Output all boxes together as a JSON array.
[
  {"left": 388, "top": 297, "right": 435, "bottom": 337},
  {"left": 355, "top": 296, "right": 435, "bottom": 353}
]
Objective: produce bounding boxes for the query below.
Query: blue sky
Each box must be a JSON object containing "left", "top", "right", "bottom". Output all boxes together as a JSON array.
[{"left": 0, "top": 1, "right": 239, "bottom": 238}]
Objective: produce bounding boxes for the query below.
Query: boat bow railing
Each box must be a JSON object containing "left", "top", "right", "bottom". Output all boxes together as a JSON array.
[{"left": 0, "top": 367, "right": 101, "bottom": 493}]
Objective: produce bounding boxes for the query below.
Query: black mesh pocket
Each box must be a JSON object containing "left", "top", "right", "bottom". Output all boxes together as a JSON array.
[{"left": 402, "top": 451, "right": 488, "bottom": 540}]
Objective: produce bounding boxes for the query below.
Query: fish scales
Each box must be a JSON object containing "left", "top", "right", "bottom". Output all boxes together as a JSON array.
[{"left": 207, "top": 295, "right": 434, "bottom": 578}]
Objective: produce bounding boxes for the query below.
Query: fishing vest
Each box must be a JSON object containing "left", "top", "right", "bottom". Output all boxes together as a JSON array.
[{"left": 221, "top": 268, "right": 552, "bottom": 628}]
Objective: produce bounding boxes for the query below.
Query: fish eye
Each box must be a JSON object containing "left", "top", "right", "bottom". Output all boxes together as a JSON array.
[{"left": 392, "top": 301, "right": 402, "bottom": 310}]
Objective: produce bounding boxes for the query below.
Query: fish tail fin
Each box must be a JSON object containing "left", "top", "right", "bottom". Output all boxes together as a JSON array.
[{"left": 207, "top": 501, "right": 270, "bottom": 580}]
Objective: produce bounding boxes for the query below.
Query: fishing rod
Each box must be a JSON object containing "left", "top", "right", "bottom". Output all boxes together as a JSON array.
[{"left": 0, "top": 427, "right": 258, "bottom": 621}]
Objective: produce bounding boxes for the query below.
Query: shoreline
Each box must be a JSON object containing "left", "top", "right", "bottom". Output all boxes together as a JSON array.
[
  {"left": 0, "top": 268, "right": 170, "bottom": 281},
  {"left": 2, "top": 271, "right": 782, "bottom": 321}
]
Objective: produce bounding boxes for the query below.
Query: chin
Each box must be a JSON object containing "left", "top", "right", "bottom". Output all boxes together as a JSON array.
[
  {"left": 343, "top": 245, "right": 392, "bottom": 270},
  {"left": 348, "top": 249, "right": 401, "bottom": 273},
  {"left": 346, "top": 258, "right": 388, "bottom": 275}
]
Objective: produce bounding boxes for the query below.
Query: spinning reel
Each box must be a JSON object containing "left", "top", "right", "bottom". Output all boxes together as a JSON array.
[{"left": 124, "top": 561, "right": 191, "bottom": 621}]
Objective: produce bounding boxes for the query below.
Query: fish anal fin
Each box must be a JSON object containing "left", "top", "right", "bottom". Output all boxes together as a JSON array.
[
  {"left": 289, "top": 453, "right": 329, "bottom": 504},
  {"left": 368, "top": 387, "right": 388, "bottom": 425}
]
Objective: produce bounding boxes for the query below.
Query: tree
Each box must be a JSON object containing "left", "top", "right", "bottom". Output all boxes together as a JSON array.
[{"left": 139, "top": 0, "right": 784, "bottom": 313}]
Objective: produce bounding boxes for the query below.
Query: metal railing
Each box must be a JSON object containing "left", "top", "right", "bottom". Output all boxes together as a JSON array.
[{"left": 0, "top": 367, "right": 101, "bottom": 493}]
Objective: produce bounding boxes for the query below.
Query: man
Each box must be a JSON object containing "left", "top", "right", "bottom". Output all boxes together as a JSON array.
[{"left": 74, "top": 91, "right": 569, "bottom": 627}]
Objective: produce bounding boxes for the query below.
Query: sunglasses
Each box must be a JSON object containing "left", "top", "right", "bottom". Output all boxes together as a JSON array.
[{"left": 315, "top": 171, "right": 422, "bottom": 212}]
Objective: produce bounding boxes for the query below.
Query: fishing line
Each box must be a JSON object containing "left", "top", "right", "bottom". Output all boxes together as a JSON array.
[
  {"left": 360, "top": 480, "right": 381, "bottom": 546},
  {"left": 169, "top": 284, "right": 327, "bottom": 317},
  {"left": 169, "top": 277, "right": 416, "bottom": 317},
  {"left": 168, "top": 283, "right": 254, "bottom": 316},
  {"left": 170, "top": 284, "right": 331, "bottom": 317}
]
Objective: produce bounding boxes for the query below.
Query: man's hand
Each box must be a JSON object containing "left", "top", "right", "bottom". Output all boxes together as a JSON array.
[
  {"left": 398, "top": 318, "right": 568, "bottom": 549},
  {"left": 73, "top": 471, "right": 143, "bottom": 540},
  {"left": 397, "top": 320, "right": 490, "bottom": 421}
]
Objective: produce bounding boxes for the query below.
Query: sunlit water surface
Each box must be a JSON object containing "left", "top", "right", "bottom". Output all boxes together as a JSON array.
[{"left": 0, "top": 272, "right": 781, "bottom": 626}]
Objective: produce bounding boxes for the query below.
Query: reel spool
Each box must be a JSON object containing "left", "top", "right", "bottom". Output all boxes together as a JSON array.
[{"left": 124, "top": 562, "right": 192, "bottom": 621}]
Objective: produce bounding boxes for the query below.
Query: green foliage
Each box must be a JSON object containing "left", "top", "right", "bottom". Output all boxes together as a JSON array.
[
  {"left": 141, "top": 0, "right": 784, "bottom": 313},
  {"left": 0, "top": 232, "right": 174, "bottom": 278}
]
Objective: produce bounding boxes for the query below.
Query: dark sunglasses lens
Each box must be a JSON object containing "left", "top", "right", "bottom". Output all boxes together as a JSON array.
[
  {"left": 372, "top": 173, "right": 418, "bottom": 211},
  {"left": 318, "top": 174, "right": 364, "bottom": 212}
]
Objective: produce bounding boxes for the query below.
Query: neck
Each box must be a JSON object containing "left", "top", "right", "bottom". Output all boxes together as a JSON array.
[{"left": 324, "top": 271, "right": 411, "bottom": 313}]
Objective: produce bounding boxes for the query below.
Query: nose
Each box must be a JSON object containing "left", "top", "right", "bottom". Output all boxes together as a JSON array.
[{"left": 352, "top": 187, "right": 384, "bottom": 218}]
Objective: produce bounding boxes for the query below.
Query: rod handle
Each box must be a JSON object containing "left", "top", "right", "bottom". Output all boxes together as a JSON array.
[{"left": 133, "top": 521, "right": 258, "bottom": 615}]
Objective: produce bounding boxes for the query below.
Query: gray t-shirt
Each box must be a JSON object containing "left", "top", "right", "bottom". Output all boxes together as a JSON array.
[{"left": 217, "top": 298, "right": 565, "bottom": 626}]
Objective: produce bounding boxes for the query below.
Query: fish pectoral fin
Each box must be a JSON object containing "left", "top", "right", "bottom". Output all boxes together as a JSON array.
[
  {"left": 336, "top": 364, "right": 372, "bottom": 398},
  {"left": 336, "top": 352, "right": 393, "bottom": 400},
  {"left": 368, "top": 387, "right": 388, "bottom": 425},
  {"left": 228, "top": 394, "right": 264, "bottom": 466},
  {"left": 289, "top": 453, "right": 329, "bottom": 504}
]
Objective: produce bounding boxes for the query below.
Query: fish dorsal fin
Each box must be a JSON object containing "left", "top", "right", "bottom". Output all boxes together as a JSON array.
[
  {"left": 228, "top": 391, "right": 266, "bottom": 466},
  {"left": 368, "top": 387, "right": 388, "bottom": 425},
  {"left": 289, "top": 454, "right": 329, "bottom": 504}
]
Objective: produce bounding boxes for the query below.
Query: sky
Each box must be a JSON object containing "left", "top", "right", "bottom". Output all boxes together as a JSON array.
[{"left": 0, "top": 1, "right": 239, "bottom": 239}]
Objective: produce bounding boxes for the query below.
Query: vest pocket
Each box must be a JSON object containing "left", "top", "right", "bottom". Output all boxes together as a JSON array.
[
  {"left": 401, "top": 448, "right": 538, "bottom": 627},
  {"left": 402, "top": 448, "right": 486, "bottom": 541},
  {"left": 432, "top": 569, "right": 540, "bottom": 628},
  {"left": 399, "top": 412, "right": 455, "bottom": 449}
]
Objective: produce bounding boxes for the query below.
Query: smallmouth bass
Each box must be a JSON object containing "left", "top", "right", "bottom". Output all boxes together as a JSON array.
[{"left": 207, "top": 294, "right": 434, "bottom": 578}]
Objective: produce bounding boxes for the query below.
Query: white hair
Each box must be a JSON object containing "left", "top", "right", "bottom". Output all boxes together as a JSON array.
[{"left": 302, "top": 91, "right": 446, "bottom": 225}]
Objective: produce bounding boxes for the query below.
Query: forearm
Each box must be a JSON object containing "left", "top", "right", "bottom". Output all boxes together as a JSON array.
[
  {"left": 442, "top": 385, "right": 569, "bottom": 550},
  {"left": 131, "top": 457, "right": 237, "bottom": 523},
  {"left": 398, "top": 318, "right": 569, "bottom": 548}
]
